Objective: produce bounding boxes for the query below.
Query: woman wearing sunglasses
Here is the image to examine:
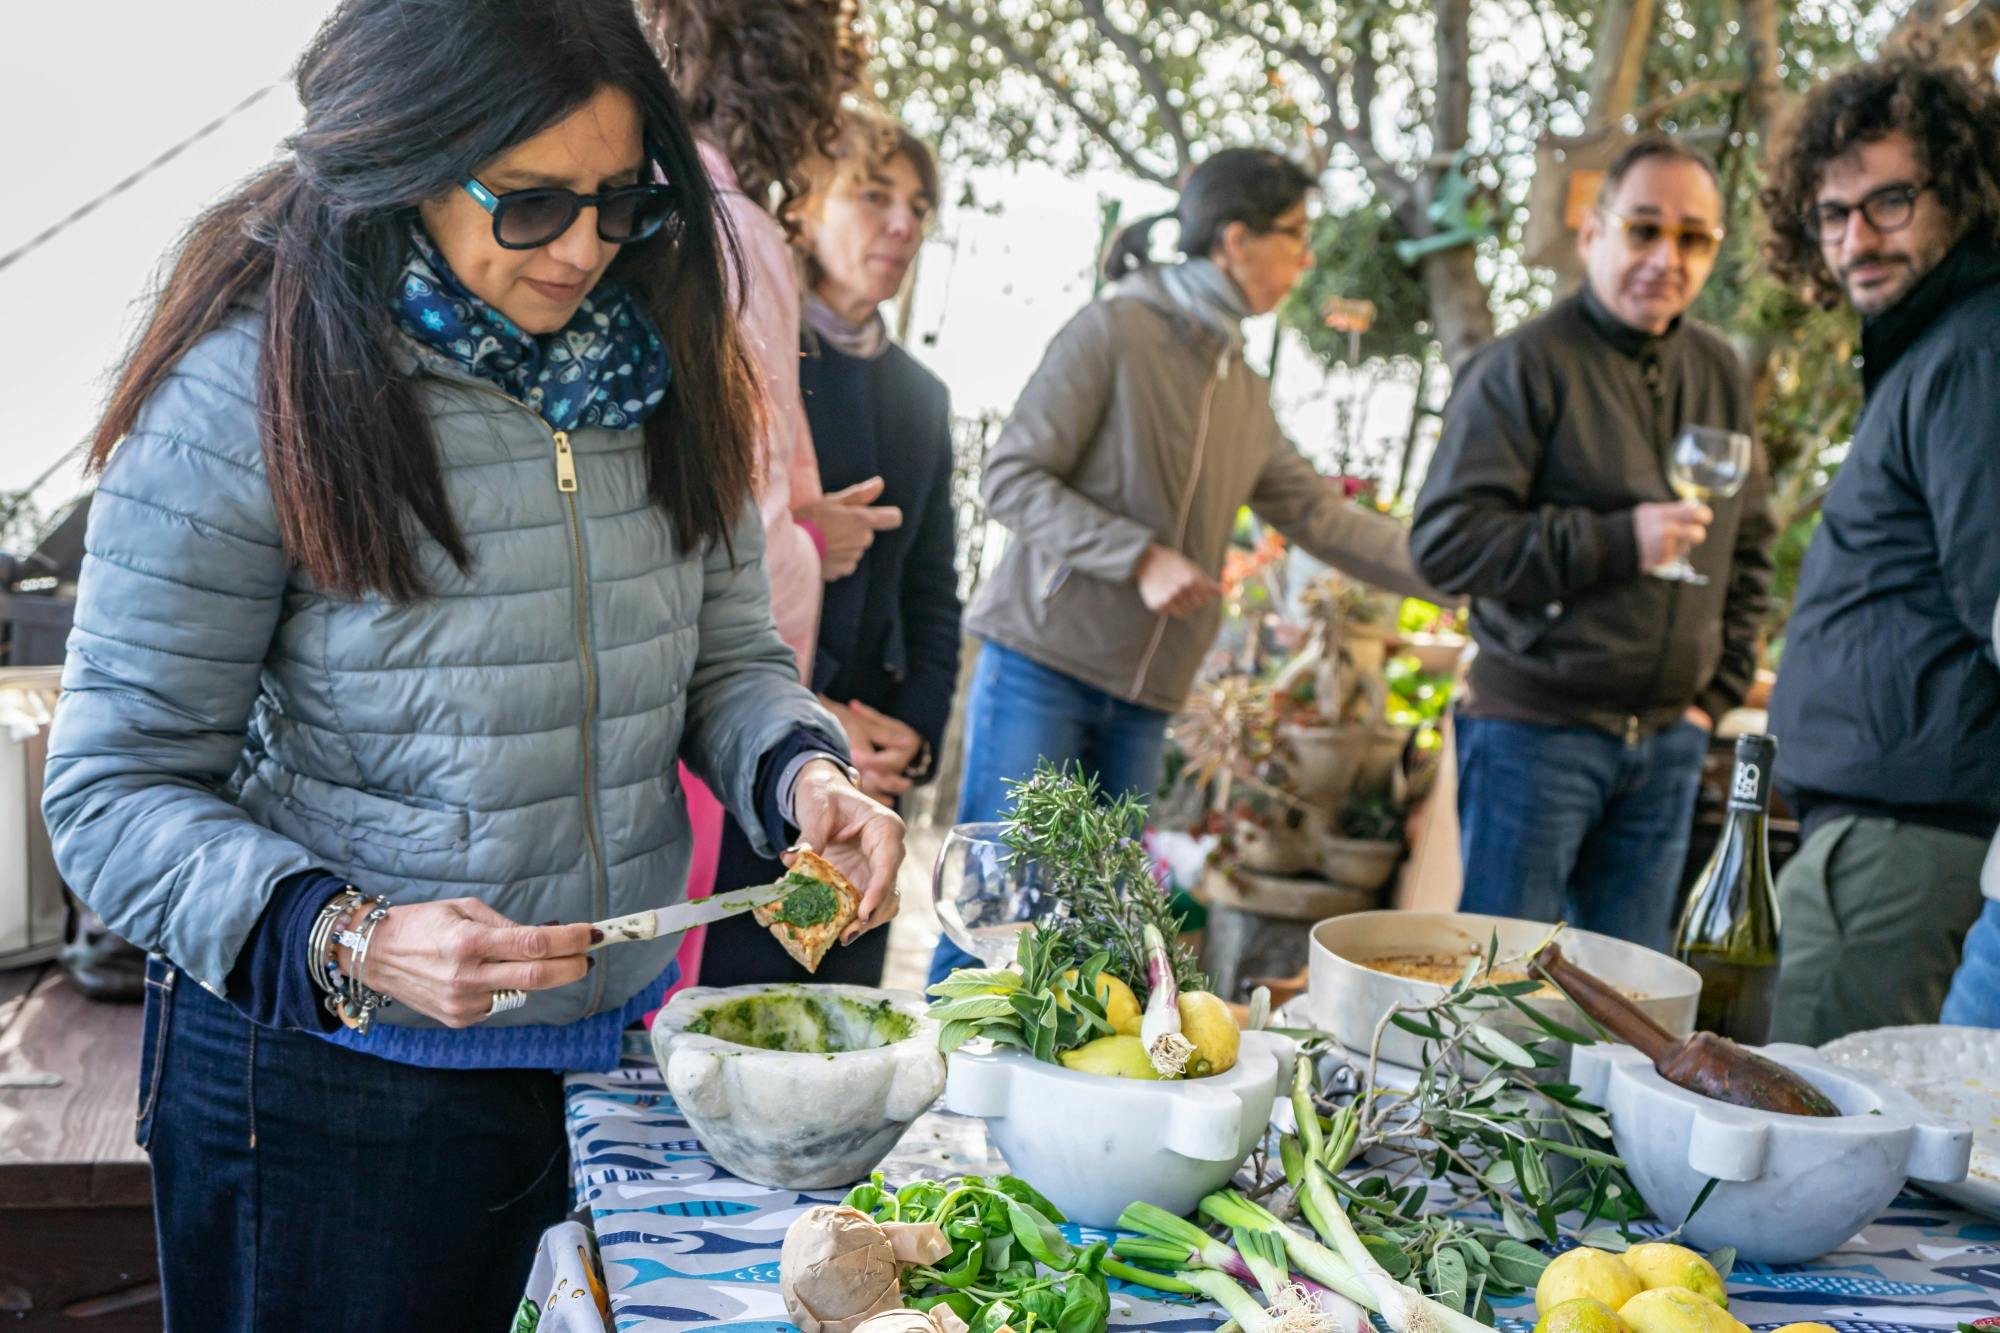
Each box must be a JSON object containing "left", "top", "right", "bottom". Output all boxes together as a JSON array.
[{"left": 40, "top": 0, "right": 903, "bottom": 1325}]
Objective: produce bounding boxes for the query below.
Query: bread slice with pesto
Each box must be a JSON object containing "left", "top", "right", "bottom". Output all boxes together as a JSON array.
[{"left": 753, "top": 849, "right": 861, "bottom": 973}]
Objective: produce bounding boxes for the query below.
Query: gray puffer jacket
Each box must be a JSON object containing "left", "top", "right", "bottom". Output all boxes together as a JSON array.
[{"left": 41, "top": 311, "right": 840, "bottom": 1026}]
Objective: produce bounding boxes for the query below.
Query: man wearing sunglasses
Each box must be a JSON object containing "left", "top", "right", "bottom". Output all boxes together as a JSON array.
[
  {"left": 1759, "top": 57, "right": 2000, "bottom": 1042},
  {"left": 1411, "top": 134, "right": 1775, "bottom": 950}
]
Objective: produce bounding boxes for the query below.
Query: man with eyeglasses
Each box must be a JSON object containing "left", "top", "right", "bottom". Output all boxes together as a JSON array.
[
  {"left": 1759, "top": 57, "right": 2000, "bottom": 1042},
  {"left": 1411, "top": 134, "right": 1775, "bottom": 949}
]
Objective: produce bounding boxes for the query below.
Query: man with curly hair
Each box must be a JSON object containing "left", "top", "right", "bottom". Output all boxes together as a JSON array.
[
  {"left": 1412, "top": 135, "right": 1774, "bottom": 951},
  {"left": 1759, "top": 55, "right": 2000, "bottom": 1041}
]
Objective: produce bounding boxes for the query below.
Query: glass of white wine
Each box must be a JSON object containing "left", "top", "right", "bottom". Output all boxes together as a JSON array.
[
  {"left": 930, "top": 821, "right": 1053, "bottom": 966},
  {"left": 1654, "top": 426, "right": 1752, "bottom": 585}
]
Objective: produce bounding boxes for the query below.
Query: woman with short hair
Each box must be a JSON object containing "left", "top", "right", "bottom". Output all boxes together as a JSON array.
[{"left": 704, "top": 110, "right": 963, "bottom": 987}]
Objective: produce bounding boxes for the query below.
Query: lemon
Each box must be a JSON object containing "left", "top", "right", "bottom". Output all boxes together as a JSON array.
[
  {"left": 1059, "top": 969, "right": 1143, "bottom": 1035},
  {"left": 1176, "top": 991, "right": 1240, "bottom": 1077},
  {"left": 1536, "top": 1248, "right": 1643, "bottom": 1317},
  {"left": 1618, "top": 1287, "right": 1743, "bottom": 1333},
  {"left": 1535, "top": 1298, "right": 1634, "bottom": 1333},
  {"left": 1058, "top": 1034, "right": 1161, "bottom": 1079},
  {"left": 1622, "top": 1243, "right": 1728, "bottom": 1309}
]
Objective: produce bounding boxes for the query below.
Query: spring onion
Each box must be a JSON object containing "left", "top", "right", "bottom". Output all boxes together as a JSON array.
[{"left": 1139, "top": 924, "right": 1194, "bottom": 1077}]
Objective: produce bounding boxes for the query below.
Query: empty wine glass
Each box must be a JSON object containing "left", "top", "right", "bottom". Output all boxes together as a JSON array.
[
  {"left": 1653, "top": 426, "right": 1752, "bottom": 585},
  {"left": 930, "top": 821, "right": 1053, "bottom": 966}
]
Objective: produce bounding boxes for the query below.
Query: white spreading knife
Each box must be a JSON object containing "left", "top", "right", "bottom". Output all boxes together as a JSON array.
[{"left": 588, "top": 880, "right": 795, "bottom": 948}]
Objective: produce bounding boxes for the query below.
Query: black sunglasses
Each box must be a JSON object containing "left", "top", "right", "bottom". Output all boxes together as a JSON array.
[
  {"left": 1803, "top": 182, "right": 1930, "bottom": 241},
  {"left": 462, "top": 177, "right": 676, "bottom": 250}
]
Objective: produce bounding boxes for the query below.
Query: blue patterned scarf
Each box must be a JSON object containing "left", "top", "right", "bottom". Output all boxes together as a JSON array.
[{"left": 394, "top": 226, "right": 670, "bottom": 432}]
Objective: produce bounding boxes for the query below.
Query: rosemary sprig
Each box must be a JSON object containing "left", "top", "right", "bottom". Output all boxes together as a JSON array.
[{"left": 998, "top": 761, "right": 1205, "bottom": 993}]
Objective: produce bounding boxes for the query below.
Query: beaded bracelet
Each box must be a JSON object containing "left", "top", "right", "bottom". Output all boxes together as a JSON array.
[{"left": 309, "top": 888, "right": 366, "bottom": 1006}]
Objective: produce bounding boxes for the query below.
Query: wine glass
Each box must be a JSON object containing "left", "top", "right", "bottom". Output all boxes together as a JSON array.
[
  {"left": 930, "top": 821, "right": 1054, "bottom": 966},
  {"left": 1653, "top": 426, "right": 1752, "bottom": 585}
]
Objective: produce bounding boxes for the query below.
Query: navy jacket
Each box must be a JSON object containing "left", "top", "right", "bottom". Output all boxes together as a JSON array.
[
  {"left": 799, "top": 337, "right": 963, "bottom": 774},
  {"left": 1769, "top": 241, "right": 2000, "bottom": 840}
]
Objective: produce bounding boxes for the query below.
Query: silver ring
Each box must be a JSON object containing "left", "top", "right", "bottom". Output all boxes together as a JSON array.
[{"left": 486, "top": 988, "right": 528, "bottom": 1019}]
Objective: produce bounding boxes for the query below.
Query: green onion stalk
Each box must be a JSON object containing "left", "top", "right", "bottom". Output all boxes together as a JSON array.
[
  {"left": 1203, "top": 1064, "right": 1499, "bottom": 1333},
  {"left": 1115, "top": 1203, "right": 1367, "bottom": 1333}
]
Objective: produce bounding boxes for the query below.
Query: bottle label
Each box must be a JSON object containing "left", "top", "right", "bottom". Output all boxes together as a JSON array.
[{"left": 1729, "top": 739, "right": 1776, "bottom": 813}]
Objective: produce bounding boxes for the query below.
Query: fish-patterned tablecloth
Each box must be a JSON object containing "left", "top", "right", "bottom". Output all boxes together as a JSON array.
[{"left": 561, "top": 1062, "right": 2000, "bottom": 1333}]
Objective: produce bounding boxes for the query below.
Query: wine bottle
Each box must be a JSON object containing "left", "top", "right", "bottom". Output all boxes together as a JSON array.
[{"left": 1673, "top": 733, "right": 1781, "bottom": 1045}]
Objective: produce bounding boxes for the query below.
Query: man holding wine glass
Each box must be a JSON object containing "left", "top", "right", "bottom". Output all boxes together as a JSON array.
[{"left": 1411, "top": 134, "right": 1776, "bottom": 951}]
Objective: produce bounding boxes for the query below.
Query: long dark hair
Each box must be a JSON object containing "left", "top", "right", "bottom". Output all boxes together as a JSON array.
[
  {"left": 1102, "top": 148, "right": 1316, "bottom": 282},
  {"left": 639, "top": 0, "right": 867, "bottom": 238},
  {"left": 1762, "top": 55, "right": 2000, "bottom": 310},
  {"left": 91, "top": 0, "right": 760, "bottom": 601}
]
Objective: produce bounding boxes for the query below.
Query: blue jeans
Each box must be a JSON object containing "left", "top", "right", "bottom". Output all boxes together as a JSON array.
[
  {"left": 926, "top": 642, "right": 1170, "bottom": 986},
  {"left": 139, "top": 957, "right": 571, "bottom": 1331},
  {"left": 1454, "top": 713, "right": 1711, "bottom": 952},
  {"left": 1942, "top": 898, "right": 2000, "bottom": 1027}
]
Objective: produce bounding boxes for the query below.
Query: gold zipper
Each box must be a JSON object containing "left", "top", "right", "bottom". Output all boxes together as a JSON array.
[
  {"left": 436, "top": 379, "right": 611, "bottom": 1010},
  {"left": 1129, "top": 348, "right": 1229, "bottom": 699},
  {"left": 554, "top": 431, "right": 578, "bottom": 492}
]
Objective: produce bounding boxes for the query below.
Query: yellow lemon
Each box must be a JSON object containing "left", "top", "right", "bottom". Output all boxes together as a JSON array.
[
  {"left": 1058, "top": 969, "right": 1143, "bottom": 1034},
  {"left": 1534, "top": 1298, "right": 1634, "bottom": 1333},
  {"left": 1176, "top": 991, "right": 1241, "bottom": 1077},
  {"left": 1058, "top": 1034, "right": 1161, "bottom": 1079},
  {"left": 1618, "top": 1286, "right": 1742, "bottom": 1333},
  {"left": 1622, "top": 1243, "right": 1728, "bottom": 1309},
  {"left": 1536, "top": 1248, "right": 1643, "bottom": 1317}
]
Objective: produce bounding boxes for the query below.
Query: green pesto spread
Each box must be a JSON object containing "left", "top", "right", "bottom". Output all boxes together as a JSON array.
[
  {"left": 773, "top": 873, "right": 838, "bottom": 929},
  {"left": 686, "top": 992, "right": 914, "bottom": 1053}
]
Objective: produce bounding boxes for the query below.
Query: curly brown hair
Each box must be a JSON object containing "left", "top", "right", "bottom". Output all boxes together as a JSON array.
[
  {"left": 1761, "top": 55, "right": 2000, "bottom": 309},
  {"left": 639, "top": 0, "right": 868, "bottom": 237}
]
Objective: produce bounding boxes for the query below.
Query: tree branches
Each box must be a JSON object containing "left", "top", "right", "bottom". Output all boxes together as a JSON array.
[
  {"left": 916, "top": 0, "right": 1178, "bottom": 185},
  {"left": 1077, "top": 0, "right": 1194, "bottom": 178}
]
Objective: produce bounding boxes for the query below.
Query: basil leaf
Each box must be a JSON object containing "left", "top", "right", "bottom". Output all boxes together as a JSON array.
[
  {"left": 1007, "top": 1199, "right": 1076, "bottom": 1269},
  {"left": 1058, "top": 1271, "right": 1111, "bottom": 1333}
]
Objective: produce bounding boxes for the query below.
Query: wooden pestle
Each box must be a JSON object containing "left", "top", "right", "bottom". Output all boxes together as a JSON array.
[{"left": 1534, "top": 942, "right": 1839, "bottom": 1117}]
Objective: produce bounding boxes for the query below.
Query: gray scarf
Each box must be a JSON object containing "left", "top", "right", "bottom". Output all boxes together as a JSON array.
[
  {"left": 804, "top": 291, "right": 891, "bottom": 360},
  {"left": 1157, "top": 257, "right": 1252, "bottom": 354}
]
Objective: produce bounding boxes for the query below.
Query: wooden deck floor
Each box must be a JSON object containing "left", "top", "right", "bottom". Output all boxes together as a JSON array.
[{"left": 0, "top": 963, "right": 159, "bottom": 1329}]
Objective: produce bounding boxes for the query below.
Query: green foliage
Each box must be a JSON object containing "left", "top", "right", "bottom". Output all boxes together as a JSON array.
[
  {"left": 1282, "top": 202, "right": 1435, "bottom": 366},
  {"left": 999, "top": 761, "right": 1206, "bottom": 992},
  {"left": 926, "top": 928, "right": 1114, "bottom": 1062},
  {"left": 843, "top": 1171, "right": 1112, "bottom": 1333}
]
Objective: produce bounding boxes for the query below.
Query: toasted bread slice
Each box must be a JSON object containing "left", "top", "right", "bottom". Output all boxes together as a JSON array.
[{"left": 753, "top": 849, "right": 862, "bottom": 973}]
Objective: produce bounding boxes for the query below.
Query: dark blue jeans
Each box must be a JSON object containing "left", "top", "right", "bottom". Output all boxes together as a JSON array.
[
  {"left": 926, "top": 642, "right": 1170, "bottom": 985},
  {"left": 139, "top": 956, "right": 571, "bottom": 1332},
  {"left": 1453, "top": 713, "right": 1710, "bottom": 951}
]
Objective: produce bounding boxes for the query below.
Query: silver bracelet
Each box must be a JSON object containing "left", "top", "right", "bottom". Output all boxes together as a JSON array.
[
  {"left": 329, "top": 895, "right": 394, "bottom": 1034},
  {"left": 309, "top": 888, "right": 366, "bottom": 1002}
]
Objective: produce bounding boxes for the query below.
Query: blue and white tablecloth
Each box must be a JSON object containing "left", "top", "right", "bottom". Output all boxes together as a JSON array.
[{"left": 563, "top": 1061, "right": 2000, "bottom": 1333}]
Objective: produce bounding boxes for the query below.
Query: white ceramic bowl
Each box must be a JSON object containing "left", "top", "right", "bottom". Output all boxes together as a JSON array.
[
  {"left": 943, "top": 1030, "right": 1295, "bottom": 1228},
  {"left": 1573, "top": 1041, "right": 1971, "bottom": 1263},
  {"left": 1307, "top": 911, "right": 1699, "bottom": 1068},
  {"left": 652, "top": 983, "right": 945, "bottom": 1190}
]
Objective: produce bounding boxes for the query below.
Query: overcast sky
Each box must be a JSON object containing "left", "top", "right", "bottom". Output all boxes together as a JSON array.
[{"left": 0, "top": 2, "right": 1412, "bottom": 532}]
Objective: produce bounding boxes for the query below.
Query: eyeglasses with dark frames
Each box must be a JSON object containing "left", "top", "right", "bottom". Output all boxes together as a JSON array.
[
  {"left": 1803, "top": 182, "right": 1930, "bottom": 242},
  {"left": 462, "top": 177, "right": 676, "bottom": 251},
  {"left": 1598, "top": 208, "right": 1726, "bottom": 260}
]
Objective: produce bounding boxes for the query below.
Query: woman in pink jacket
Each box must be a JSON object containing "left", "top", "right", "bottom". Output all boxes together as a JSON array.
[{"left": 642, "top": 0, "right": 899, "bottom": 989}]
